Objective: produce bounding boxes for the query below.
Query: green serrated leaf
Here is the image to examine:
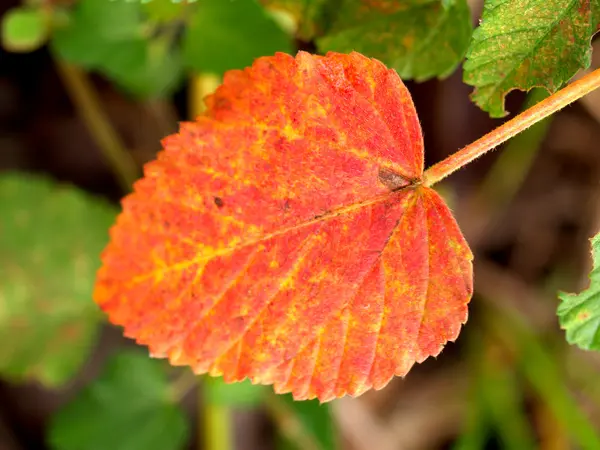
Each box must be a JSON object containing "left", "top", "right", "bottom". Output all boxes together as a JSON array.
[
  {"left": 260, "top": 0, "right": 328, "bottom": 40},
  {"left": 0, "top": 173, "right": 115, "bottom": 386},
  {"left": 317, "top": 0, "right": 472, "bottom": 81},
  {"left": 1, "top": 7, "right": 47, "bottom": 52},
  {"left": 558, "top": 233, "right": 600, "bottom": 351},
  {"left": 275, "top": 394, "right": 336, "bottom": 450},
  {"left": 182, "top": 0, "right": 293, "bottom": 75},
  {"left": 48, "top": 351, "right": 189, "bottom": 450},
  {"left": 51, "top": 0, "right": 183, "bottom": 97},
  {"left": 463, "top": 0, "right": 600, "bottom": 118}
]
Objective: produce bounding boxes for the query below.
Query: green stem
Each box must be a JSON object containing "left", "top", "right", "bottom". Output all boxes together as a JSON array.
[
  {"left": 202, "top": 377, "right": 233, "bottom": 450},
  {"left": 54, "top": 59, "right": 139, "bottom": 192},
  {"left": 423, "top": 68, "right": 600, "bottom": 187},
  {"left": 189, "top": 73, "right": 221, "bottom": 118}
]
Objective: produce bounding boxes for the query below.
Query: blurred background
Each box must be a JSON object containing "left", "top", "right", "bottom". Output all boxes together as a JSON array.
[{"left": 2, "top": 0, "right": 600, "bottom": 449}]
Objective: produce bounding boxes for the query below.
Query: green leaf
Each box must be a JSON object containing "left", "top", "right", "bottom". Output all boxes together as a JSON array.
[
  {"left": 48, "top": 351, "right": 189, "bottom": 450},
  {"left": 1, "top": 7, "right": 47, "bottom": 52},
  {"left": 463, "top": 0, "right": 600, "bottom": 118},
  {"left": 260, "top": 0, "right": 329, "bottom": 40},
  {"left": 0, "top": 173, "right": 115, "bottom": 386},
  {"left": 51, "top": 0, "right": 183, "bottom": 97},
  {"left": 558, "top": 233, "right": 600, "bottom": 351},
  {"left": 274, "top": 394, "right": 336, "bottom": 450},
  {"left": 317, "top": 0, "right": 472, "bottom": 81},
  {"left": 142, "top": 0, "right": 186, "bottom": 22},
  {"left": 100, "top": 35, "right": 183, "bottom": 98},
  {"left": 182, "top": 0, "right": 293, "bottom": 75},
  {"left": 203, "top": 376, "right": 267, "bottom": 407}
]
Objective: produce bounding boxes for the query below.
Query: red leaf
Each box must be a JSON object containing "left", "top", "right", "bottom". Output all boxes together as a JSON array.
[{"left": 94, "top": 51, "right": 473, "bottom": 402}]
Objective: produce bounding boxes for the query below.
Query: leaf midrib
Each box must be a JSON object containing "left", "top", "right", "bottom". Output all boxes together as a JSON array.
[{"left": 129, "top": 185, "right": 419, "bottom": 286}]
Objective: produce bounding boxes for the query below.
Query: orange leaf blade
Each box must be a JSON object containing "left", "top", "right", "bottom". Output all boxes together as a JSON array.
[{"left": 95, "top": 51, "right": 473, "bottom": 402}]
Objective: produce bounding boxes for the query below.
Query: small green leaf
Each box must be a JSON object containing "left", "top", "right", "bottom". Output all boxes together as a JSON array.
[
  {"left": 182, "top": 0, "right": 293, "bottom": 75},
  {"left": 48, "top": 351, "right": 189, "bottom": 450},
  {"left": 0, "top": 173, "right": 115, "bottom": 386},
  {"left": 318, "top": 0, "right": 472, "bottom": 81},
  {"left": 463, "top": 0, "right": 600, "bottom": 117},
  {"left": 275, "top": 394, "right": 337, "bottom": 450},
  {"left": 558, "top": 233, "right": 600, "bottom": 351},
  {"left": 51, "top": 0, "right": 183, "bottom": 97},
  {"left": 1, "top": 7, "right": 47, "bottom": 52}
]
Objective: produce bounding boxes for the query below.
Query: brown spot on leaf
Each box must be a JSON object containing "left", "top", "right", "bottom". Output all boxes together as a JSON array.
[
  {"left": 214, "top": 197, "right": 224, "bottom": 208},
  {"left": 378, "top": 167, "right": 409, "bottom": 191}
]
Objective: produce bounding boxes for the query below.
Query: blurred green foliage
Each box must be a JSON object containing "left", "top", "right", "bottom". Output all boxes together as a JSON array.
[
  {"left": 0, "top": 173, "right": 114, "bottom": 386},
  {"left": 182, "top": 0, "right": 293, "bottom": 74},
  {"left": 318, "top": 0, "right": 472, "bottom": 81},
  {"left": 3, "top": 0, "right": 597, "bottom": 114},
  {"left": 48, "top": 351, "right": 189, "bottom": 450}
]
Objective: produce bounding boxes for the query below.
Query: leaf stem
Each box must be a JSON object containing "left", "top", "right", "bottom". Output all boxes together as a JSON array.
[
  {"left": 54, "top": 59, "right": 139, "bottom": 192},
  {"left": 423, "top": 68, "right": 600, "bottom": 187}
]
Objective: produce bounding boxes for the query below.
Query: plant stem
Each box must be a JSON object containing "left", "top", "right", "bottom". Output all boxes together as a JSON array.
[
  {"left": 202, "top": 377, "right": 233, "bottom": 450},
  {"left": 423, "top": 68, "right": 600, "bottom": 187},
  {"left": 54, "top": 59, "right": 139, "bottom": 192},
  {"left": 189, "top": 73, "right": 221, "bottom": 117}
]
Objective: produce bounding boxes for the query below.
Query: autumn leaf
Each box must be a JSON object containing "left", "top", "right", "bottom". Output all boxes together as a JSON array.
[
  {"left": 558, "top": 233, "right": 600, "bottom": 351},
  {"left": 318, "top": 0, "right": 472, "bottom": 81},
  {"left": 94, "top": 51, "right": 473, "bottom": 402},
  {"left": 463, "top": 0, "right": 600, "bottom": 117}
]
